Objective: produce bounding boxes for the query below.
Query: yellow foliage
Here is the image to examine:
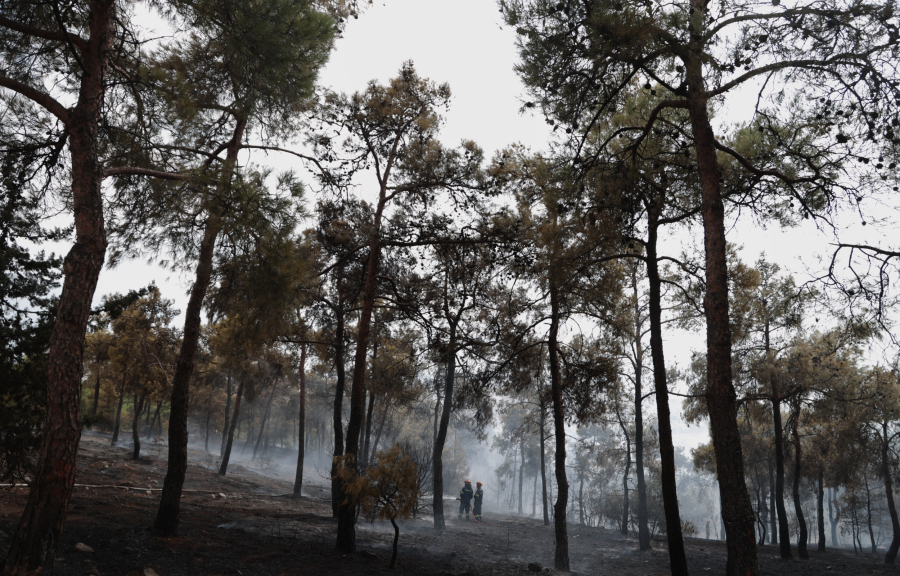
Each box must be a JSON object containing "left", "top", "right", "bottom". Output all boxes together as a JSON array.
[{"left": 339, "top": 444, "right": 421, "bottom": 523}]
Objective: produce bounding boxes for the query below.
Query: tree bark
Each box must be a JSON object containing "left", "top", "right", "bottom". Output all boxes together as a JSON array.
[
  {"left": 91, "top": 371, "right": 102, "bottom": 418},
  {"left": 646, "top": 211, "right": 687, "bottom": 572},
  {"left": 330, "top": 296, "right": 347, "bottom": 517},
  {"left": 218, "top": 379, "right": 245, "bottom": 476},
  {"left": 336, "top": 183, "right": 388, "bottom": 552},
  {"left": 685, "top": 34, "right": 759, "bottom": 573},
  {"left": 790, "top": 404, "right": 808, "bottom": 559},
  {"left": 882, "top": 420, "right": 900, "bottom": 563},
  {"left": 293, "top": 343, "right": 307, "bottom": 498},
  {"left": 221, "top": 374, "right": 233, "bottom": 457},
  {"left": 111, "top": 371, "right": 127, "bottom": 446},
  {"left": 2, "top": 3, "right": 115, "bottom": 571},
  {"left": 548, "top": 276, "right": 569, "bottom": 571},
  {"left": 153, "top": 118, "right": 245, "bottom": 537},
  {"left": 817, "top": 470, "right": 826, "bottom": 551},
  {"left": 769, "top": 458, "right": 777, "bottom": 545},
  {"left": 631, "top": 271, "right": 651, "bottom": 550},
  {"left": 540, "top": 402, "right": 549, "bottom": 526},
  {"left": 131, "top": 389, "right": 147, "bottom": 460},
  {"left": 620, "top": 411, "right": 631, "bottom": 537},
  {"left": 433, "top": 325, "right": 458, "bottom": 529}
]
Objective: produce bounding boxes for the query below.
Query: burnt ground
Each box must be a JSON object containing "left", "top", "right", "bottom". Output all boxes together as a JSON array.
[{"left": 1, "top": 434, "right": 898, "bottom": 576}]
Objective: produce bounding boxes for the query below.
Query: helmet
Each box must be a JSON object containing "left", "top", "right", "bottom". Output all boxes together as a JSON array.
[
  {"left": 464, "top": 479, "right": 471, "bottom": 483},
  {"left": 476, "top": 482, "right": 482, "bottom": 486}
]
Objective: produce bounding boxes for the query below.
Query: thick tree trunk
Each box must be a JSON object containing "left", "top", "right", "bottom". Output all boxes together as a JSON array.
[
  {"left": 790, "top": 406, "right": 808, "bottom": 559},
  {"left": 153, "top": 119, "right": 245, "bottom": 537},
  {"left": 2, "top": 6, "right": 114, "bottom": 571},
  {"left": 111, "top": 372, "right": 127, "bottom": 445},
  {"left": 330, "top": 300, "right": 347, "bottom": 517},
  {"left": 132, "top": 390, "right": 146, "bottom": 460},
  {"left": 432, "top": 326, "right": 457, "bottom": 529},
  {"left": 336, "top": 189, "right": 387, "bottom": 552},
  {"left": 631, "top": 272, "right": 650, "bottom": 550},
  {"left": 646, "top": 214, "right": 687, "bottom": 572},
  {"left": 818, "top": 470, "right": 826, "bottom": 551},
  {"left": 293, "top": 343, "right": 307, "bottom": 498},
  {"left": 882, "top": 420, "right": 900, "bottom": 564},
  {"left": 218, "top": 380, "right": 245, "bottom": 476},
  {"left": 221, "top": 374, "right": 233, "bottom": 457},
  {"left": 686, "top": 40, "right": 758, "bottom": 573},
  {"left": 548, "top": 277, "right": 569, "bottom": 571}
]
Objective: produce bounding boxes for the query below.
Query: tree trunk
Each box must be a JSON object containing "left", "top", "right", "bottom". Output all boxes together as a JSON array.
[
  {"left": 111, "top": 371, "right": 127, "bottom": 445},
  {"left": 830, "top": 487, "right": 839, "bottom": 547},
  {"left": 336, "top": 187, "right": 387, "bottom": 553},
  {"left": 769, "top": 458, "right": 777, "bottom": 545},
  {"left": 791, "top": 404, "right": 808, "bottom": 559},
  {"left": 865, "top": 474, "right": 876, "bottom": 554},
  {"left": 221, "top": 374, "right": 233, "bottom": 457},
  {"left": 817, "top": 470, "right": 826, "bottom": 551},
  {"left": 432, "top": 324, "right": 458, "bottom": 529},
  {"left": 330, "top": 298, "right": 347, "bottom": 517},
  {"left": 771, "top": 380, "right": 793, "bottom": 558},
  {"left": 370, "top": 405, "right": 388, "bottom": 462},
  {"left": 363, "top": 390, "right": 375, "bottom": 468},
  {"left": 132, "top": 389, "right": 147, "bottom": 460},
  {"left": 685, "top": 23, "right": 758, "bottom": 574},
  {"left": 390, "top": 516, "right": 400, "bottom": 569},
  {"left": 579, "top": 476, "right": 585, "bottom": 526},
  {"left": 147, "top": 401, "right": 162, "bottom": 441},
  {"left": 218, "top": 379, "right": 245, "bottom": 476},
  {"left": 883, "top": 419, "right": 900, "bottom": 564},
  {"left": 519, "top": 438, "right": 525, "bottom": 516},
  {"left": 153, "top": 118, "right": 245, "bottom": 537},
  {"left": 293, "top": 343, "right": 307, "bottom": 498},
  {"left": 91, "top": 371, "right": 102, "bottom": 418},
  {"left": 548, "top": 276, "right": 569, "bottom": 571},
  {"left": 621, "top": 414, "right": 631, "bottom": 537},
  {"left": 540, "top": 403, "right": 549, "bottom": 526},
  {"left": 1, "top": 5, "right": 116, "bottom": 571},
  {"left": 645, "top": 212, "right": 686, "bottom": 570},
  {"left": 252, "top": 376, "right": 279, "bottom": 460},
  {"left": 631, "top": 270, "right": 651, "bottom": 550},
  {"left": 533, "top": 468, "right": 538, "bottom": 517}
]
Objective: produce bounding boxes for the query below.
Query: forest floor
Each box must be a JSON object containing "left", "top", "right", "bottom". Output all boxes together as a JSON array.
[{"left": 1, "top": 433, "right": 898, "bottom": 576}]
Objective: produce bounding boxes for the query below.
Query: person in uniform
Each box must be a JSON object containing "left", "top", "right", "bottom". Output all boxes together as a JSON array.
[
  {"left": 473, "top": 481, "right": 484, "bottom": 522},
  {"left": 458, "top": 479, "right": 474, "bottom": 520}
]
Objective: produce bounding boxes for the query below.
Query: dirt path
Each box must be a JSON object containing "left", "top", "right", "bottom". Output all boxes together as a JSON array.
[{"left": 1, "top": 434, "right": 898, "bottom": 575}]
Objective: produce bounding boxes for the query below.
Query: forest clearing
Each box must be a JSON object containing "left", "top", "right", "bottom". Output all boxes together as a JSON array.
[{"left": 1, "top": 435, "right": 893, "bottom": 576}]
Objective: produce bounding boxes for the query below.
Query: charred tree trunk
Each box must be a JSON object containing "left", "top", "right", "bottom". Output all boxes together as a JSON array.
[
  {"left": 363, "top": 391, "right": 375, "bottom": 468},
  {"left": 132, "top": 389, "right": 147, "bottom": 460},
  {"left": 370, "top": 405, "right": 388, "bottom": 461},
  {"left": 769, "top": 458, "right": 777, "bottom": 545},
  {"left": 620, "top": 413, "right": 631, "bottom": 537},
  {"left": 252, "top": 376, "right": 279, "bottom": 460},
  {"left": 111, "top": 371, "right": 127, "bottom": 446},
  {"left": 330, "top": 299, "right": 347, "bottom": 518},
  {"left": 389, "top": 516, "right": 400, "bottom": 569},
  {"left": 790, "top": 404, "right": 808, "bottom": 559},
  {"left": 432, "top": 323, "right": 458, "bottom": 530},
  {"left": 540, "top": 402, "right": 549, "bottom": 527},
  {"left": 293, "top": 343, "right": 307, "bottom": 498},
  {"left": 646, "top": 212, "right": 687, "bottom": 570},
  {"left": 336, "top": 187, "right": 387, "bottom": 553},
  {"left": 519, "top": 437, "right": 525, "bottom": 516},
  {"left": 883, "top": 420, "right": 900, "bottom": 563},
  {"left": 631, "top": 270, "right": 651, "bottom": 550},
  {"left": 154, "top": 119, "right": 245, "bottom": 537},
  {"left": 579, "top": 476, "right": 585, "bottom": 526},
  {"left": 91, "top": 371, "right": 102, "bottom": 418},
  {"left": 818, "top": 470, "right": 826, "bottom": 551},
  {"left": 685, "top": 23, "right": 759, "bottom": 574},
  {"left": 865, "top": 474, "right": 876, "bottom": 554},
  {"left": 771, "top": 380, "right": 792, "bottom": 557},
  {"left": 830, "top": 487, "right": 839, "bottom": 547},
  {"left": 218, "top": 379, "right": 245, "bottom": 476},
  {"left": 548, "top": 276, "right": 569, "bottom": 571},
  {"left": 147, "top": 401, "right": 161, "bottom": 441},
  {"left": 0, "top": 2, "right": 116, "bottom": 570},
  {"left": 221, "top": 374, "right": 233, "bottom": 457}
]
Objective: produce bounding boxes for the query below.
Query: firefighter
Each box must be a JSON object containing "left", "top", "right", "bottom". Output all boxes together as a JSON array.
[
  {"left": 473, "top": 481, "right": 484, "bottom": 521},
  {"left": 458, "top": 479, "right": 474, "bottom": 520}
]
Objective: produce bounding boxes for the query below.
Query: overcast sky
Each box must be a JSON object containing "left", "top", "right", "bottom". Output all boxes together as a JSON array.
[{"left": 88, "top": 0, "right": 895, "bottom": 451}]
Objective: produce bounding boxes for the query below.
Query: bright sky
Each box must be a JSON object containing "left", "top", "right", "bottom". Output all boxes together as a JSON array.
[{"left": 87, "top": 0, "right": 895, "bottom": 452}]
